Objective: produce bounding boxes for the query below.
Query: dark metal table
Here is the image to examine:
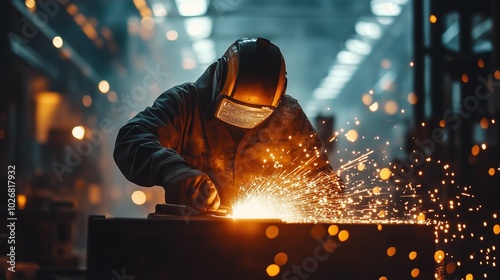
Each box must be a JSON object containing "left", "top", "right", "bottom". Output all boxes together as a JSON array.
[{"left": 87, "top": 215, "right": 435, "bottom": 280}]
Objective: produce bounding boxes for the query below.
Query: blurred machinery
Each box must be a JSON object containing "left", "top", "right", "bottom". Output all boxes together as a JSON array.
[
  {"left": 0, "top": 193, "right": 84, "bottom": 280},
  {"left": 412, "top": 0, "right": 500, "bottom": 278}
]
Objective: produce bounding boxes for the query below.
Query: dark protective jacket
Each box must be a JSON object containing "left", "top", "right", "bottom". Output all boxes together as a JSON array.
[{"left": 113, "top": 63, "right": 334, "bottom": 206}]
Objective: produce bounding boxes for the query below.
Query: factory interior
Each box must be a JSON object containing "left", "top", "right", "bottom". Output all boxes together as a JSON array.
[{"left": 1, "top": 0, "right": 500, "bottom": 279}]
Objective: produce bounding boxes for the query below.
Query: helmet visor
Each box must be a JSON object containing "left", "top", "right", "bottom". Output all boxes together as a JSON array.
[{"left": 215, "top": 97, "right": 274, "bottom": 129}]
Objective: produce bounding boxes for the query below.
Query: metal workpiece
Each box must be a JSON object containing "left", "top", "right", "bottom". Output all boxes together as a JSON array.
[{"left": 87, "top": 215, "right": 435, "bottom": 280}]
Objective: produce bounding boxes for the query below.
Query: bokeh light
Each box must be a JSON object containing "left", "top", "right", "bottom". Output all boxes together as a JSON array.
[
  {"left": 494, "top": 70, "right": 500, "bottom": 80},
  {"left": 471, "top": 145, "right": 480, "bottom": 156},
  {"left": 82, "top": 95, "right": 92, "bottom": 107},
  {"left": 328, "top": 225, "right": 339, "bottom": 236},
  {"left": 411, "top": 268, "right": 420, "bottom": 278},
  {"left": 310, "top": 224, "right": 327, "bottom": 239},
  {"left": 407, "top": 92, "right": 418, "bottom": 104},
  {"left": 131, "top": 190, "right": 147, "bottom": 205},
  {"left": 182, "top": 57, "right": 197, "bottom": 70},
  {"left": 446, "top": 262, "right": 457, "bottom": 274},
  {"left": 266, "top": 225, "right": 279, "bottom": 239},
  {"left": 357, "top": 162, "right": 365, "bottom": 171},
  {"left": 417, "top": 213, "right": 426, "bottom": 221},
  {"left": 98, "top": 80, "right": 110, "bottom": 93},
  {"left": 141, "top": 16, "right": 155, "bottom": 29},
  {"left": 25, "top": 0, "right": 35, "bottom": 9},
  {"left": 381, "top": 59, "right": 391, "bottom": 69},
  {"left": 17, "top": 194, "right": 27, "bottom": 210},
  {"left": 480, "top": 117, "right": 489, "bottom": 129},
  {"left": 338, "top": 230, "right": 349, "bottom": 242},
  {"left": 488, "top": 168, "right": 495, "bottom": 176},
  {"left": 493, "top": 224, "right": 500, "bottom": 234},
  {"left": 52, "top": 36, "right": 63, "bottom": 48},
  {"left": 387, "top": 246, "right": 396, "bottom": 257},
  {"left": 379, "top": 168, "right": 391, "bottom": 180},
  {"left": 107, "top": 91, "right": 118, "bottom": 103},
  {"left": 166, "top": 30, "right": 178, "bottom": 40},
  {"left": 384, "top": 100, "right": 398, "bottom": 115},
  {"left": 274, "top": 252, "right": 288, "bottom": 266},
  {"left": 477, "top": 59, "right": 485, "bottom": 68},
  {"left": 369, "top": 102, "right": 379, "bottom": 111},
  {"left": 434, "top": 250, "right": 445, "bottom": 263},
  {"left": 429, "top": 14, "right": 437, "bottom": 23},
  {"left": 345, "top": 129, "right": 358, "bottom": 142},
  {"left": 72, "top": 126, "right": 85, "bottom": 140},
  {"left": 461, "top": 73, "right": 469, "bottom": 83},
  {"left": 266, "top": 264, "right": 280, "bottom": 277},
  {"left": 362, "top": 93, "right": 373, "bottom": 105}
]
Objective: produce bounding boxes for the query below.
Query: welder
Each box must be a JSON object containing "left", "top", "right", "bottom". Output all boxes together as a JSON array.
[{"left": 113, "top": 37, "right": 338, "bottom": 212}]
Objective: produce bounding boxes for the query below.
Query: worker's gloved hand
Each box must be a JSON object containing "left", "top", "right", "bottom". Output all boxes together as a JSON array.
[{"left": 163, "top": 166, "right": 220, "bottom": 212}]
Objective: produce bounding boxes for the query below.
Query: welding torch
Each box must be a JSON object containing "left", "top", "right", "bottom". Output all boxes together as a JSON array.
[{"left": 150, "top": 203, "right": 233, "bottom": 218}]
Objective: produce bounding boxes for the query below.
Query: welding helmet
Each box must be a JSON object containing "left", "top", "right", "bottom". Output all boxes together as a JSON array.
[{"left": 213, "top": 37, "right": 287, "bottom": 129}]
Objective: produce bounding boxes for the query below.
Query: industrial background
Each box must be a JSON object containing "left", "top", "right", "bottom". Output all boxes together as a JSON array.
[{"left": 1, "top": 0, "right": 499, "bottom": 279}]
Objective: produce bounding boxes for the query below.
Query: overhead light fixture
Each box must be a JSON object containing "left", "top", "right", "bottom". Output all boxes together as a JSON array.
[
  {"left": 377, "top": 17, "right": 395, "bottom": 25},
  {"left": 192, "top": 39, "right": 214, "bottom": 52},
  {"left": 370, "top": 0, "right": 403, "bottom": 17},
  {"left": 313, "top": 87, "right": 341, "bottom": 99},
  {"left": 355, "top": 21, "right": 382, "bottom": 40},
  {"left": 192, "top": 39, "right": 216, "bottom": 64},
  {"left": 337, "top": 51, "right": 363, "bottom": 64},
  {"left": 311, "top": 0, "right": 408, "bottom": 104},
  {"left": 175, "top": 0, "right": 209, "bottom": 16},
  {"left": 330, "top": 64, "right": 358, "bottom": 72},
  {"left": 152, "top": 3, "right": 168, "bottom": 17},
  {"left": 184, "top": 17, "right": 212, "bottom": 40},
  {"left": 345, "top": 38, "right": 372, "bottom": 55},
  {"left": 322, "top": 75, "right": 351, "bottom": 87}
]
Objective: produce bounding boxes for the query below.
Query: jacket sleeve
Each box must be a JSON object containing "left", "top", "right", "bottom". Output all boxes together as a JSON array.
[{"left": 113, "top": 85, "right": 193, "bottom": 187}]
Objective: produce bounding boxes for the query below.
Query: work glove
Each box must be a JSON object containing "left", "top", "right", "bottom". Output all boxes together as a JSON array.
[{"left": 163, "top": 166, "right": 220, "bottom": 212}]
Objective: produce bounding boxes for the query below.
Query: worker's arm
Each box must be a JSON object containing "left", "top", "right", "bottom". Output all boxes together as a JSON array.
[{"left": 113, "top": 84, "right": 219, "bottom": 211}]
